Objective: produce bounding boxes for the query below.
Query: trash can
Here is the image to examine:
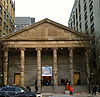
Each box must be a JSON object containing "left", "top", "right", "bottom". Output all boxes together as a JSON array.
[{"left": 36, "top": 92, "right": 42, "bottom": 97}]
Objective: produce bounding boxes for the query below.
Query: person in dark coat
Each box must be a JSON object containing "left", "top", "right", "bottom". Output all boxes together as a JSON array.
[
  {"left": 92, "top": 85, "right": 97, "bottom": 95},
  {"left": 26, "top": 85, "right": 31, "bottom": 91},
  {"left": 35, "top": 85, "right": 38, "bottom": 92},
  {"left": 61, "top": 78, "right": 65, "bottom": 86},
  {"left": 34, "top": 79, "right": 38, "bottom": 92}
]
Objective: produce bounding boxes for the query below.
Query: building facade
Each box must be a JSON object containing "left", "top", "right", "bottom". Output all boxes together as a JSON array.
[
  {"left": 15, "top": 17, "right": 35, "bottom": 31},
  {"left": 0, "top": 0, "right": 15, "bottom": 37},
  {"left": 2, "top": 19, "right": 90, "bottom": 90},
  {"left": 68, "top": 0, "right": 100, "bottom": 68}
]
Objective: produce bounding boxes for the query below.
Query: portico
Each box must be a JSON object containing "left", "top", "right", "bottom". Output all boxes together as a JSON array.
[{"left": 2, "top": 19, "right": 90, "bottom": 90}]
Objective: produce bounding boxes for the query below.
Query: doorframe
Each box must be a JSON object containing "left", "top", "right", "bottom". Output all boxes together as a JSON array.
[{"left": 14, "top": 73, "right": 21, "bottom": 86}]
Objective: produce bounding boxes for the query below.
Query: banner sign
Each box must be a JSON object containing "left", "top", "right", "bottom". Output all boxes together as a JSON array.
[{"left": 42, "top": 66, "right": 52, "bottom": 76}]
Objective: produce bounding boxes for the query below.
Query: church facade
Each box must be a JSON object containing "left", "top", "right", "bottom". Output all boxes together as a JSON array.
[{"left": 2, "top": 19, "right": 90, "bottom": 89}]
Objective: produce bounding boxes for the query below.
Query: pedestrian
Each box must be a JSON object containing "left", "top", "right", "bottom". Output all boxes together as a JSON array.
[
  {"left": 69, "top": 86, "right": 73, "bottom": 95},
  {"left": 34, "top": 79, "right": 38, "bottom": 92},
  {"left": 61, "top": 78, "right": 65, "bottom": 86},
  {"left": 92, "top": 85, "right": 97, "bottom": 95},
  {"left": 35, "top": 85, "right": 38, "bottom": 92},
  {"left": 65, "top": 83, "right": 70, "bottom": 95},
  {"left": 65, "top": 78, "right": 70, "bottom": 85},
  {"left": 26, "top": 85, "right": 31, "bottom": 91}
]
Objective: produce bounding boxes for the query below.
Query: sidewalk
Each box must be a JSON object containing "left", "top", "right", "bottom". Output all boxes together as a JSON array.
[
  {"left": 73, "top": 92, "right": 100, "bottom": 97},
  {"left": 41, "top": 92, "right": 100, "bottom": 97}
]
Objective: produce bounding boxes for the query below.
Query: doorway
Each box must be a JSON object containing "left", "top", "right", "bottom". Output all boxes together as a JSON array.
[
  {"left": 43, "top": 76, "right": 52, "bottom": 86},
  {"left": 73, "top": 72, "right": 80, "bottom": 85},
  {"left": 14, "top": 73, "right": 21, "bottom": 86}
]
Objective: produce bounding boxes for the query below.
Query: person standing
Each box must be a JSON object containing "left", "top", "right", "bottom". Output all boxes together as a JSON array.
[
  {"left": 26, "top": 85, "right": 31, "bottom": 91},
  {"left": 61, "top": 78, "right": 65, "bottom": 86},
  {"left": 34, "top": 79, "right": 38, "bottom": 92},
  {"left": 65, "top": 83, "right": 70, "bottom": 95},
  {"left": 92, "top": 85, "right": 97, "bottom": 95}
]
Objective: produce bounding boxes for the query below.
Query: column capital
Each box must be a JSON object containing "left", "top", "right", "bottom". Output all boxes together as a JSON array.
[
  {"left": 35, "top": 48, "right": 42, "bottom": 51},
  {"left": 84, "top": 47, "right": 91, "bottom": 52},
  {"left": 19, "top": 48, "right": 26, "bottom": 51},
  {"left": 68, "top": 47, "right": 74, "bottom": 50},
  {"left": 52, "top": 47, "right": 58, "bottom": 50},
  {"left": 3, "top": 47, "right": 9, "bottom": 51}
]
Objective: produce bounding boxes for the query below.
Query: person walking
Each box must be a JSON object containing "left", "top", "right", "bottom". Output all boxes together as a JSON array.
[{"left": 69, "top": 86, "right": 73, "bottom": 95}]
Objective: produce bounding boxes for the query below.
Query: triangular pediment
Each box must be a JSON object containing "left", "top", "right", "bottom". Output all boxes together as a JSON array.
[{"left": 3, "top": 18, "right": 90, "bottom": 41}]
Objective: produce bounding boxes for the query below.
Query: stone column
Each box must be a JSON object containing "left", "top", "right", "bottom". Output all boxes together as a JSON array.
[
  {"left": 69, "top": 48, "right": 74, "bottom": 84},
  {"left": 20, "top": 48, "right": 25, "bottom": 86},
  {"left": 4, "top": 48, "right": 8, "bottom": 86},
  {"left": 53, "top": 48, "right": 58, "bottom": 86},
  {"left": 36, "top": 48, "right": 42, "bottom": 91}
]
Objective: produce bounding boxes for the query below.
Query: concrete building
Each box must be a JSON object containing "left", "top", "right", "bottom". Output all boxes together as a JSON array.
[
  {"left": 2, "top": 19, "right": 90, "bottom": 91},
  {"left": 0, "top": 0, "right": 15, "bottom": 37},
  {"left": 68, "top": 0, "right": 100, "bottom": 67},
  {"left": 15, "top": 17, "right": 35, "bottom": 31}
]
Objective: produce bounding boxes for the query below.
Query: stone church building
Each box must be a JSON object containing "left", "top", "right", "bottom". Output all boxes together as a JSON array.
[{"left": 2, "top": 19, "right": 90, "bottom": 89}]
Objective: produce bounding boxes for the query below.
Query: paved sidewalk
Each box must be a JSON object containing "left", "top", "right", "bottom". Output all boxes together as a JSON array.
[{"left": 41, "top": 92, "right": 100, "bottom": 97}]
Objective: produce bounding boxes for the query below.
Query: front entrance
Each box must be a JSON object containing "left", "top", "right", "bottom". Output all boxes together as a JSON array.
[
  {"left": 43, "top": 76, "right": 52, "bottom": 86},
  {"left": 14, "top": 73, "right": 21, "bottom": 86},
  {"left": 42, "top": 66, "right": 52, "bottom": 86}
]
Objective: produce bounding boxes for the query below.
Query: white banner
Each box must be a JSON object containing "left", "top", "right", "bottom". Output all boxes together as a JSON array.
[{"left": 42, "top": 66, "right": 52, "bottom": 76}]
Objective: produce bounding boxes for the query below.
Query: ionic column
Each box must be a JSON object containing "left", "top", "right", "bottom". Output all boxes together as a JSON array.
[
  {"left": 20, "top": 48, "right": 25, "bottom": 86},
  {"left": 69, "top": 48, "right": 74, "bottom": 84},
  {"left": 53, "top": 48, "right": 58, "bottom": 86},
  {"left": 4, "top": 48, "right": 9, "bottom": 86},
  {"left": 36, "top": 48, "right": 42, "bottom": 91}
]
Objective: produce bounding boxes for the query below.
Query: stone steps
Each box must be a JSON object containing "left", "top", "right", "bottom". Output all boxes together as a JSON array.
[{"left": 31, "top": 85, "right": 88, "bottom": 93}]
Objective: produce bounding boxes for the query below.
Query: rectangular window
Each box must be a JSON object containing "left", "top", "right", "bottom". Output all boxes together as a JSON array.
[
  {"left": 78, "top": 1, "right": 81, "bottom": 13},
  {"left": 73, "top": 15, "right": 75, "bottom": 25},
  {"left": 84, "top": 3, "right": 87, "bottom": 11},
  {"left": 85, "top": 21, "right": 88, "bottom": 30},
  {"left": 76, "top": 8, "right": 78, "bottom": 19},
  {"left": 91, "top": 23, "right": 94, "bottom": 32},
  {"left": 79, "top": 23, "right": 82, "bottom": 29},
  {"left": 79, "top": 15, "right": 81, "bottom": 21},
  {"left": 89, "top": 1, "right": 93, "bottom": 12},
  {"left": 0, "top": 18, "right": 2, "bottom": 26},
  {"left": 0, "top": 6, "right": 2, "bottom": 14},
  {"left": 90, "top": 12, "right": 94, "bottom": 22},
  {"left": 3, "top": 22, "right": 6, "bottom": 30},
  {"left": 84, "top": 12, "right": 87, "bottom": 20},
  {"left": 4, "top": 11, "right": 6, "bottom": 20}
]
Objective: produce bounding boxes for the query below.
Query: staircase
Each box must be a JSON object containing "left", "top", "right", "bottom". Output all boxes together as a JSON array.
[{"left": 31, "top": 85, "right": 88, "bottom": 93}]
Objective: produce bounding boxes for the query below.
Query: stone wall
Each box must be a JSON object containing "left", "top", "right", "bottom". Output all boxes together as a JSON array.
[{"left": 8, "top": 48, "right": 87, "bottom": 85}]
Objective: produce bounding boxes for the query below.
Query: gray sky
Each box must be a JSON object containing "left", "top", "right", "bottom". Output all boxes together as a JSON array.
[{"left": 14, "top": 0, "right": 74, "bottom": 26}]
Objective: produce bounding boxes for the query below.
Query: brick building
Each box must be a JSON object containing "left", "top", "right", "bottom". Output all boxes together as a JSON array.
[{"left": 0, "top": 0, "right": 15, "bottom": 36}]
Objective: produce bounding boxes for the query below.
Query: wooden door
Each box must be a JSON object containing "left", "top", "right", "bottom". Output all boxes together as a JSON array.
[
  {"left": 73, "top": 72, "right": 80, "bottom": 85},
  {"left": 14, "top": 73, "right": 21, "bottom": 86}
]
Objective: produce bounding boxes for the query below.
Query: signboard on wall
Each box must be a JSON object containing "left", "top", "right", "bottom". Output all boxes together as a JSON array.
[{"left": 42, "top": 66, "right": 52, "bottom": 76}]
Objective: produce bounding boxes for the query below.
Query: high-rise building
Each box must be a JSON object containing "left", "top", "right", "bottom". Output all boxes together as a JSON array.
[
  {"left": 0, "top": 0, "right": 15, "bottom": 37},
  {"left": 68, "top": 0, "right": 100, "bottom": 65},
  {"left": 15, "top": 17, "right": 35, "bottom": 31}
]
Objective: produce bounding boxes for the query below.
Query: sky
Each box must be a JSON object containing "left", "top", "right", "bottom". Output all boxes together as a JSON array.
[{"left": 14, "top": 0, "right": 74, "bottom": 26}]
